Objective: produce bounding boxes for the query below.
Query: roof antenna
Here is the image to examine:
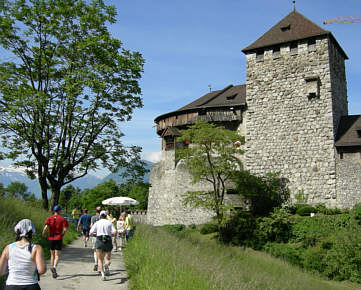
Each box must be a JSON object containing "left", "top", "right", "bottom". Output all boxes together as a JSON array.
[
  {"left": 293, "top": 0, "right": 296, "bottom": 11},
  {"left": 208, "top": 84, "right": 212, "bottom": 92}
]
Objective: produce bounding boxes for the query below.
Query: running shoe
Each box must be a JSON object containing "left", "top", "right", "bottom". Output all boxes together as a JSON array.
[
  {"left": 104, "top": 264, "right": 110, "bottom": 276},
  {"left": 51, "top": 267, "right": 58, "bottom": 278},
  {"left": 101, "top": 275, "right": 106, "bottom": 281},
  {"left": 93, "top": 264, "right": 98, "bottom": 271}
]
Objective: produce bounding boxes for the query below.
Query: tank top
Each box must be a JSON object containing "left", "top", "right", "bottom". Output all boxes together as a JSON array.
[{"left": 6, "top": 242, "right": 38, "bottom": 286}]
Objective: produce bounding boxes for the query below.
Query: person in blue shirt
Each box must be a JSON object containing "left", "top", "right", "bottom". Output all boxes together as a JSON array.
[{"left": 77, "top": 209, "right": 92, "bottom": 247}]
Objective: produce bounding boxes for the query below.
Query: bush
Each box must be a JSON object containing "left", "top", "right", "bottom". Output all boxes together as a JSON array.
[
  {"left": 161, "top": 224, "right": 185, "bottom": 233},
  {"left": 200, "top": 223, "right": 218, "bottom": 235},
  {"left": 264, "top": 242, "right": 303, "bottom": 268},
  {"left": 232, "top": 171, "right": 290, "bottom": 216},
  {"left": 352, "top": 203, "right": 361, "bottom": 224},
  {"left": 296, "top": 205, "right": 316, "bottom": 216},
  {"left": 219, "top": 210, "right": 260, "bottom": 248},
  {"left": 257, "top": 208, "right": 291, "bottom": 244}
]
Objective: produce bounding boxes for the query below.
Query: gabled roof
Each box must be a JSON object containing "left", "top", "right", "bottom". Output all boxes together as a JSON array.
[
  {"left": 155, "top": 84, "right": 246, "bottom": 122},
  {"left": 335, "top": 115, "right": 361, "bottom": 147},
  {"left": 242, "top": 10, "right": 348, "bottom": 59}
]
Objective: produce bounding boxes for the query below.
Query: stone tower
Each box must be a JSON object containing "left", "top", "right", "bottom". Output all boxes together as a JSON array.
[{"left": 242, "top": 10, "right": 348, "bottom": 206}]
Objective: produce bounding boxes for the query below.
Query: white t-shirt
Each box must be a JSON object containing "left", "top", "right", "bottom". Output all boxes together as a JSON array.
[
  {"left": 89, "top": 218, "right": 116, "bottom": 237},
  {"left": 6, "top": 243, "right": 38, "bottom": 286}
]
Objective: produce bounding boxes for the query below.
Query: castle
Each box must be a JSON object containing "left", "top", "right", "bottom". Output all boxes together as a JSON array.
[{"left": 146, "top": 10, "right": 361, "bottom": 226}]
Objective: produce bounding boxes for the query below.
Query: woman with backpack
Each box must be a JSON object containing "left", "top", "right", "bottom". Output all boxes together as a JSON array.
[{"left": 0, "top": 219, "right": 46, "bottom": 290}]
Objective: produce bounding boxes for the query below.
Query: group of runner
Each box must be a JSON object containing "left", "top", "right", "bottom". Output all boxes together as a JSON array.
[{"left": 0, "top": 204, "right": 135, "bottom": 289}]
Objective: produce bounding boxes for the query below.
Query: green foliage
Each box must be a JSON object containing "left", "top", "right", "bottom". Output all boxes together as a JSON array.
[
  {"left": 219, "top": 210, "right": 259, "bottom": 248},
  {"left": 123, "top": 223, "right": 354, "bottom": 289},
  {"left": 294, "top": 189, "right": 308, "bottom": 204},
  {"left": 264, "top": 243, "right": 303, "bottom": 268},
  {"left": 161, "top": 224, "right": 186, "bottom": 233},
  {"left": 257, "top": 208, "right": 292, "bottom": 244},
  {"left": 232, "top": 171, "right": 290, "bottom": 216},
  {"left": 200, "top": 223, "right": 218, "bottom": 235},
  {"left": 176, "top": 120, "right": 244, "bottom": 237},
  {"left": 126, "top": 182, "right": 149, "bottom": 210},
  {"left": 0, "top": 0, "right": 145, "bottom": 210},
  {"left": 352, "top": 203, "right": 361, "bottom": 224},
  {"left": 4, "top": 181, "right": 32, "bottom": 201},
  {"left": 296, "top": 205, "right": 316, "bottom": 216}
]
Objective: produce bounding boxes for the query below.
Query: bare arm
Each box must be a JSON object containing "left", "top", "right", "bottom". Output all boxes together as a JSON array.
[
  {"left": 0, "top": 245, "right": 9, "bottom": 276},
  {"left": 33, "top": 246, "right": 46, "bottom": 275},
  {"left": 42, "top": 225, "right": 48, "bottom": 238}
]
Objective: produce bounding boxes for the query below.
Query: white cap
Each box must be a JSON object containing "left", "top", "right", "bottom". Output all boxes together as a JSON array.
[
  {"left": 100, "top": 210, "right": 107, "bottom": 217},
  {"left": 14, "top": 219, "right": 36, "bottom": 237}
]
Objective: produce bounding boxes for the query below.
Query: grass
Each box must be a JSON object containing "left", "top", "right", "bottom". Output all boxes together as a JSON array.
[
  {"left": 123, "top": 224, "right": 359, "bottom": 290},
  {"left": 0, "top": 197, "right": 78, "bottom": 289}
]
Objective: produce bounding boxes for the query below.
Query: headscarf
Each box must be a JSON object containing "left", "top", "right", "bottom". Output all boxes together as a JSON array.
[{"left": 14, "top": 219, "right": 36, "bottom": 237}]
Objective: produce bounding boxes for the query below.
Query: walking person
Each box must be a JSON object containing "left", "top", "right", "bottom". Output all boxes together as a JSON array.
[
  {"left": 42, "top": 205, "right": 68, "bottom": 279},
  {"left": 90, "top": 206, "right": 101, "bottom": 272},
  {"left": 89, "top": 210, "right": 116, "bottom": 281},
  {"left": 116, "top": 212, "right": 126, "bottom": 251},
  {"left": 71, "top": 206, "right": 80, "bottom": 230},
  {"left": 0, "top": 219, "right": 46, "bottom": 290},
  {"left": 106, "top": 211, "right": 118, "bottom": 251},
  {"left": 125, "top": 210, "right": 135, "bottom": 242},
  {"left": 77, "top": 209, "right": 91, "bottom": 247}
]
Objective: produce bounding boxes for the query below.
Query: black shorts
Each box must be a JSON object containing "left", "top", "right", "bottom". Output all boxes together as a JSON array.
[
  {"left": 82, "top": 228, "right": 90, "bottom": 237},
  {"left": 5, "top": 283, "right": 41, "bottom": 290},
  {"left": 49, "top": 240, "right": 63, "bottom": 251},
  {"left": 95, "top": 236, "right": 113, "bottom": 252}
]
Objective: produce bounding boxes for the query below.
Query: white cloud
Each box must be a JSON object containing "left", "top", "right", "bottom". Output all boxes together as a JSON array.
[{"left": 144, "top": 151, "right": 161, "bottom": 163}]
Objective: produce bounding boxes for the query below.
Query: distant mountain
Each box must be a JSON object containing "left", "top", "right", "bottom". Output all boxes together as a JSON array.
[
  {"left": 103, "top": 160, "right": 153, "bottom": 183},
  {"left": 0, "top": 167, "right": 103, "bottom": 198},
  {"left": 0, "top": 160, "right": 153, "bottom": 198}
]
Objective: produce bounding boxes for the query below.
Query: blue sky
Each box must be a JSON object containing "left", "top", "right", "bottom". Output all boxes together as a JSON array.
[
  {"left": 0, "top": 0, "right": 360, "bottom": 176},
  {"left": 108, "top": 0, "right": 361, "bottom": 164}
]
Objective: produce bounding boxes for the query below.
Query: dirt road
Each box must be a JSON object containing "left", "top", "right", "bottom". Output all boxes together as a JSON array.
[{"left": 39, "top": 238, "right": 128, "bottom": 290}]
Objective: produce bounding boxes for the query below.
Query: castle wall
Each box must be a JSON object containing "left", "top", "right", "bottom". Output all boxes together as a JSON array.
[
  {"left": 244, "top": 37, "right": 346, "bottom": 207},
  {"left": 147, "top": 150, "right": 214, "bottom": 225},
  {"left": 336, "top": 155, "right": 361, "bottom": 208}
]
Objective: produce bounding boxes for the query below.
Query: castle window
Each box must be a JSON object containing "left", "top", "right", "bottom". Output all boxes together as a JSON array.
[
  {"left": 199, "top": 108, "right": 206, "bottom": 116},
  {"left": 305, "top": 76, "right": 320, "bottom": 99},
  {"left": 290, "top": 42, "right": 298, "bottom": 55},
  {"left": 308, "top": 39, "right": 316, "bottom": 52},
  {"left": 280, "top": 24, "right": 291, "bottom": 31},
  {"left": 256, "top": 50, "right": 264, "bottom": 62},
  {"left": 357, "top": 130, "right": 361, "bottom": 138},
  {"left": 340, "top": 152, "right": 344, "bottom": 159},
  {"left": 273, "top": 47, "right": 280, "bottom": 59}
]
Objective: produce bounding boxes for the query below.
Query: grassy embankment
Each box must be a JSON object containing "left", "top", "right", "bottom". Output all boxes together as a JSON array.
[
  {"left": 0, "top": 197, "right": 78, "bottom": 288},
  {"left": 123, "top": 224, "right": 359, "bottom": 290}
]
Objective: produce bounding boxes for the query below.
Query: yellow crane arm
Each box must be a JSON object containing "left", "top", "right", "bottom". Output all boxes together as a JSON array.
[{"left": 324, "top": 15, "right": 361, "bottom": 24}]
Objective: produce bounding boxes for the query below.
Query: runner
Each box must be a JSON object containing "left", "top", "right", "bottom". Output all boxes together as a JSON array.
[
  {"left": 89, "top": 210, "right": 116, "bottom": 281},
  {"left": 0, "top": 219, "right": 46, "bottom": 290},
  {"left": 77, "top": 209, "right": 92, "bottom": 247},
  {"left": 90, "top": 206, "right": 101, "bottom": 271},
  {"left": 71, "top": 206, "right": 81, "bottom": 230},
  {"left": 125, "top": 210, "right": 135, "bottom": 242},
  {"left": 106, "top": 211, "right": 118, "bottom": 251},
  {"left": 42, "top": 205, "right": 68, "bottom": 279}
]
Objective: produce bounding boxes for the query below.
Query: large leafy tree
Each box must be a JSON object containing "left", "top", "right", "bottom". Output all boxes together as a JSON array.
[
  {"left": 176, "top": 120, "right": 244, "bottom": 235},
  {"left": 0, "top": 0, "right": 145, "bottom": 210}
]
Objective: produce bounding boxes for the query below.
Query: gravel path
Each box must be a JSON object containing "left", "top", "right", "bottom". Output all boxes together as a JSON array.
[{"left": 39, "top": 237, "right": 129, "bottom": 290}]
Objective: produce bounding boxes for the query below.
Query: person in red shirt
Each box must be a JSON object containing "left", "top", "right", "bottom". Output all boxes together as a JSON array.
[{"left": 42, "top": 205, "right": 68, "bottom": 279}]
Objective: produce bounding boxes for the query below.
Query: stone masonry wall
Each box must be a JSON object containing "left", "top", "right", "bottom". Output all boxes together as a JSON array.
[
  {"left": 146, "top": 150, "right": 214, "bottom": 226},
  {"left": 244, "top": 36, "right": 346, "bottom": 207},
  {"left": 336, "top": 157, "right": 361, "bottom": 208}
]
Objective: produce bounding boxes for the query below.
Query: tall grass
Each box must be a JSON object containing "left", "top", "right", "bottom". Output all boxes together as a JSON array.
[
  {"left": 0, "top": 197, "right": 78, "bottom": 289},
  {"left": 123, "top": 224, "right": 358, "bottom": 290}
]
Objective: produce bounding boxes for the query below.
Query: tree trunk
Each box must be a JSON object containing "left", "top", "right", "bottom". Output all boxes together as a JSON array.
[
  {"left": 50, "top": 184, "right": 62, "bottom": 211},
  {"left": 39, "top": 176, "right": 49, "bottom": 211}
]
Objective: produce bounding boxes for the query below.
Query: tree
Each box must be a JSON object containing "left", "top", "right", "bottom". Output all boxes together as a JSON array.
[
  {"left": 176, "top": 120, "right": 244, "bottom": 235},
  {"left": 0, "top": 0, "right": 145, "bottom": 210},
  {"left": 59, "top": 184, "right": 80, "bottom": 213},
  {"left": 5, "top": 181, "right": 31, "bottom": 200},
  {"left": 232, "top": 171, "right": 290, "bottom": 216}
]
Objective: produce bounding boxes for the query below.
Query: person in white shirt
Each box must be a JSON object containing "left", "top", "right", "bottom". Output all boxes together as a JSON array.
[
  {"left": 89, "top": 210, "right": 116, "bottom": 281},
  {"left": 0, "top": 219, "right": 46, "bottom": 290}
]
